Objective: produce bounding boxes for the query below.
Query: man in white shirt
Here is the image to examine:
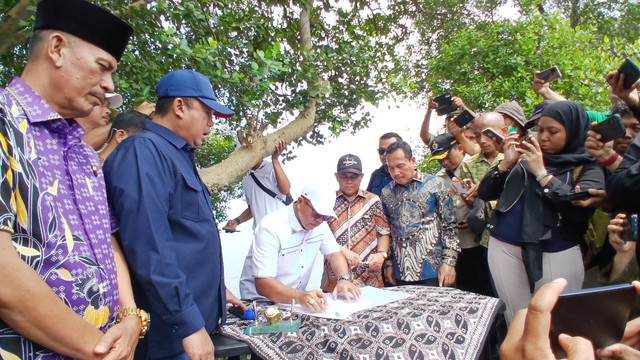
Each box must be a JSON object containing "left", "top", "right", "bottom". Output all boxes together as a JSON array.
[
  {"left": 241, "top": 184, "right": 362, "bottom": 311},
  {"left": 223, "top": 140, "right": 291, "bottom": 231}
]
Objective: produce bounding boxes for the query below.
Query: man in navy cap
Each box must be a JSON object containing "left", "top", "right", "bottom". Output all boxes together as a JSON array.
[
  {"left": 104, "top": 69, "right": 244, "bottom": 360},
  {"left": 0, "top": 0, "right": 142, "bottom": 359}
]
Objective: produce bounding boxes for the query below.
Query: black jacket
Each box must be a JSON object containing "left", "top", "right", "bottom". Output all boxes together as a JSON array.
[
  {"left": 478, "top": 161, "right": 604, "bottom": 291},
  {"left": 606, "top": 134, "right": 640, "bottom": 213}
]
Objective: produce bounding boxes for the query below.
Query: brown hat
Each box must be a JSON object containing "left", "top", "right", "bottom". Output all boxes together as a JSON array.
[
  {"left": 495, "top": 102, "right": 527, "bottom": 127},
  {"left": 34, "top": 0, "right": 133, "bottom": 61}
]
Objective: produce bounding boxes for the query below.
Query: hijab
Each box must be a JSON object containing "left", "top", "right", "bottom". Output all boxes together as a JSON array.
[{"left": 540, "top": 101, "right": 594, "bottom": 168}]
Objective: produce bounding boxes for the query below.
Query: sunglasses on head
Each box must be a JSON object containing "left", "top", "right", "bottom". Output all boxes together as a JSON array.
[{"left": 301, "top": 197, "right": 333, "bottom": 222}]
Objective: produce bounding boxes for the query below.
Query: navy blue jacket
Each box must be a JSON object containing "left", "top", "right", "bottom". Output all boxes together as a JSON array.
[{"left": 104, "top": 119, "right": 226, "bottom": 359}]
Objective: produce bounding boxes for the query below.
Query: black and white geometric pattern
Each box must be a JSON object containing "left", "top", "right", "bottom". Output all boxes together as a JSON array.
[{"left": 220, "top": 286, "right": 502, "bottom": 360}]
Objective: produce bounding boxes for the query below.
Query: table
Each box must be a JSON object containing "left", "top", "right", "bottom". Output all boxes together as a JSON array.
[{"left": 219, "top": 286, "right": 502, "bottom": 360}]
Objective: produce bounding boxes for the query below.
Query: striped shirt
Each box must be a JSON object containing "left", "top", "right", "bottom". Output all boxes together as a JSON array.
[{"left": 321, "top": 190, "right": 390, "bottom": 291}]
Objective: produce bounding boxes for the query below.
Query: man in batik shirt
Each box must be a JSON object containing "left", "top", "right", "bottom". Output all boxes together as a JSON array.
[
  {"left": 321, "top": 154, "right": 391, "bottom": 291},
  {"left": 0, "top": 0, "right": 141, "bottom": 358},
  {"left": 381, "top": 141, "right": 460, "bottom": 287}
]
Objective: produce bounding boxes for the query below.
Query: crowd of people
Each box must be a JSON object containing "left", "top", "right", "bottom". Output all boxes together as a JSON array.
[{"left": 1, "top": 0, "right": 640, "bottom": 359}]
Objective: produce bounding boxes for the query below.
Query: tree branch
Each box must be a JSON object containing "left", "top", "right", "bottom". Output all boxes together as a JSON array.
[
  {"left": 0, "top": 0, "right": 37, "bottom": 55},
  {"left": 0, "top": 0, "right": 155, "bottom": 56},
  {"left": 200, "top": 1, "right": 318, "bottom": 193}
]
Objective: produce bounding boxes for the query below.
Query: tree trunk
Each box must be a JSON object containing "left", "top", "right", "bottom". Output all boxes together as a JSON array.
[
  {"left": 199, "top": 3, "right": 318, "bottom": 192},
  {"left": 0, "top": 0, "right": 37, "bottom": 55}
]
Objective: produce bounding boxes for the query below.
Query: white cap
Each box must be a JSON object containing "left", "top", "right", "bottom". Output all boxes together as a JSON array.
[
  {"left": 300, "top": 184, "right": 337, "bottom": 218},
  {"left": 105, "top": 93, "right": 123, "bottom": 108}
]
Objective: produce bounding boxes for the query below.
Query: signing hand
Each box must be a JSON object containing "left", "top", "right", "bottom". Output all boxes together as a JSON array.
[
  {"left": 438, "top": 263, "right": 456, "bottom": 287},
  {"left": 94, "top": 316, "right": 140, "bottom": 360},
  {"left": 500, "top": 278, "right": 595, "bottom": 360},
  {"left": 297, "top": 289, "right": 328, "bottom": 312},
  {"left": 332, "top": 279, "right": 362, "bottom": 303}
]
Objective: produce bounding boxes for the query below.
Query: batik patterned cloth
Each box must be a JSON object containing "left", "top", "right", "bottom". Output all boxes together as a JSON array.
[
  {"left": 220, "top": 286, "right": 502, "bottom": 360},
  {"left": 322, "top": 190, "right": 390, "bottom": 291},
  {"left": 381, "top": 171, "right": 460, "bottom": 282},
  {"left": 0, "top": 78, "right": 118, "bottom": 359}
]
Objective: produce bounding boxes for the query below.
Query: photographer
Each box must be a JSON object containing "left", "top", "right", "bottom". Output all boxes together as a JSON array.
[{"left": 605, "top": 70, "right": 640, "bottom": 212}]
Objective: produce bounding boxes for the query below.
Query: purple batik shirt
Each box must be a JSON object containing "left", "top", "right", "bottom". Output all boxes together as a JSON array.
[{"left": 0, "top": 78, "right": 119, "bottom": 359}]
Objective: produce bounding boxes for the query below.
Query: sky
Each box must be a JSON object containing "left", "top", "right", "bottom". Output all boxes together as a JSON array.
[{"left": 220, "top": 99, "right": 445, "bottom": 295}]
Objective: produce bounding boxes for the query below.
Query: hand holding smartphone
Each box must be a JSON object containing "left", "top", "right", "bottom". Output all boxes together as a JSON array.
[
  {"left": 434, "top": 93, "right": 457, "bottom": 116},
  {"left": 481, "top": 128, "right": 503, "bottom": 145},
  {"left": 550, "top": 283, "right": 636, "bottom": 358},
  {"left": 452, "top": 181, "right": 468, "bottom": 194},
  {"left": 591, "top": 114, "right": 626, "bottom": 143},
  {"left": 453, "top": 109, "right": 476, "bottom": 128},
  {"left": 536, "top": 66, "right": 562, "bottom": 83},
  {"left": 618, "top": 58, "right": 640, "bottom": 89},
  {"left": 558, "top": 190, "right": 593, "bottom": 201}
]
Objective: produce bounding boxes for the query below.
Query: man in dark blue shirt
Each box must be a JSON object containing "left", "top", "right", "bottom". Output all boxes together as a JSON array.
[
  {"left": 366, "top": 132, "right": 402, "bottom": 196},
  {"left": 104, "top": 70, "right": 242, "bottom": 359}
]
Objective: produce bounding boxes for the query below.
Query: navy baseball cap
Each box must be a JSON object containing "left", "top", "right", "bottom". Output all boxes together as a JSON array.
[{"left": 156, "top": 70, "right": 235, "bottom": 118}]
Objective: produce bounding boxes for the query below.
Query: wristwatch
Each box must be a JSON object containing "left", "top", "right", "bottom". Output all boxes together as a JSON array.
[
  {"left": 117, "top": 307, "right": 150, "bottom": 339},
  {"left": 338, "top": 273, "right": 353, "bottom": 282},
  {"left": 378, "top": 251, "right": 388, "bottom": 259}
]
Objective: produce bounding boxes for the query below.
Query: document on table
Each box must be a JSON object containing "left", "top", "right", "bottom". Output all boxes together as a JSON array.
[{"left": 281, "top": 286, "right": 410, "bottom": 319}]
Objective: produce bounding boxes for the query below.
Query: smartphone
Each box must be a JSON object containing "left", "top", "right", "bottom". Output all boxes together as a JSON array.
[
  {"left": 452, "top": 181, "right": 467, "bottom": 194},
  {"left": 535, "top": 66, "right": 562, "bottom": 83},
  {"left": 591, "top": 114, "right": 626, "bottom": 143},
  {"left": 618, "top": 58, "right": 640, "bottom": 89},
  {"left": 434, "top": 93, "right": 456, "bottom": 116},
  {"left": 558, "top": 190, "right": 593, "bottom": 201},
  {"left": 481, "top": 128, "right": 503, "bottom": 144},
  {"left": 550, "top": 283, "right": 636, "bottom": 358},
  {"left": 453, "top": 109, "right": 476, "bottom": 128},
  {"left": 622, "top": 214, "right": 639, "bottom": 242}
]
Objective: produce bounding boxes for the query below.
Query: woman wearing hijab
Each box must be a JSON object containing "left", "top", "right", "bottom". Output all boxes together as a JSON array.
[{"left": 477, "top": 101, "right": 605, "bottom": 323}]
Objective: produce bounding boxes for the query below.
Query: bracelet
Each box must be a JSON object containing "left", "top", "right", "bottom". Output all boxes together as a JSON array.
[
  {"left": 234, "top": 217, "right": 241, "bottom": 224},
  {"left": 597, "top": 152, "right": 619, "bottom": 167},
  {"left": 535, "top": 171, "right": 551, "bottom": 182}
]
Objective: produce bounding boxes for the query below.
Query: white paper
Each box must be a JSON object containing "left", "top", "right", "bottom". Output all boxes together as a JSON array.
[{"left": 281, "top": 286, "right": 410, "bottom": 319}]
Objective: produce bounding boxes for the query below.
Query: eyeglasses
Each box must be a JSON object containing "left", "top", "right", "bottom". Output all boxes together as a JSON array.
[
  {"left": 377, "top": 148, "right": 386, "bottom": 156},
  {"left": 300, "top": 197, "right": 333, "bottom": 222}
]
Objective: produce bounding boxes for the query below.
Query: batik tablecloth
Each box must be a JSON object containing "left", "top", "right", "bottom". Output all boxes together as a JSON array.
[{"left": 219, "top": 286, "right": 502, "bottom": 360}]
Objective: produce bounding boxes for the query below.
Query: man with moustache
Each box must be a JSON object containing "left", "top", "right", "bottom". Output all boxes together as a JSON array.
[
  {"left": 0, "top": 0, "right": 141, "bottom": 358},
  {"left": 321, "top": 154, "right": 391, "bottom": 291},
  {"left": 381, "top": 140, "right": 459, "bottom": 286}
]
